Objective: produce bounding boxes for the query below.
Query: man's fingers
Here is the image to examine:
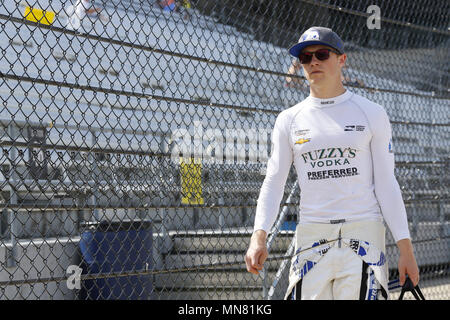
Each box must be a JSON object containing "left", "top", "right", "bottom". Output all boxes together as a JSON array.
[
  {"left": 244, "top": 254, "right": 253, "bottom": 272},
  {"left": 245, "top": 262, "right": 259, "bottom": 275},
  {"left": 245, "top": 250, "right": 266, "bottom": 275},
  {"left": 245, "top": 262, "right": 260, "bottom": 275},
  {"left": 411, "top": 275, "right": 420, "bottom": 287},
  {"left": 399, "top": 268, "right": 420, "bottom": 287},
  {"left": 258, "top": 250, "right": 268, "bottom": 266},
  {"left": 408, "top": 271, "right": 420, "bottom": 287},
  {"left": 399, "top": 263, "right": 408, "bottom": 286},
  {"left": 399, "top": 270, "right": 406, "bottom": 286},
  {"left": 251, "top": 254, "right": 263, "bottom": 271},
  {"left": 398, "top": 255, "right": 420, "bottom": 287},
  {"left": 245, "top": 253, "right": 258, "bottom": 274}
]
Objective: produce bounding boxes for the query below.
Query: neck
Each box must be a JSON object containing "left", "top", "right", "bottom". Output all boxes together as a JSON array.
[{"left": 309, "top": 81, "right": 346, "bottom": 99}]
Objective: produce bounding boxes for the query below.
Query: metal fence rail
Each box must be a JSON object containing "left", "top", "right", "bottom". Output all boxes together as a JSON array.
[{"left": 0, "top": 0, "right": 449, "bottom": 300}]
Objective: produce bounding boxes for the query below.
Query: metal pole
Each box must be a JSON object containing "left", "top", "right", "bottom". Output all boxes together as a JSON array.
[
  {"left": 90, "top": 129, "right": 99, "bottom": 221},
  {"left": 263, "top": 181, "right": 299, "bottom": 299},
  {"left": 6, "top": 123, "right": 18, "bottom": 268}
]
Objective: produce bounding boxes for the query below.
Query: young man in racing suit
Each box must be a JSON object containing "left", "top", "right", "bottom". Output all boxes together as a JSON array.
[{"left": 245, "top": 26, "right": 419, "bottom": 300}]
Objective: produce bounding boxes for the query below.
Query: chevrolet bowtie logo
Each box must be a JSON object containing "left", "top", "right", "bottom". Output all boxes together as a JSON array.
[{"left": 295, "top": 138, "right": 311, "bottom": 145}]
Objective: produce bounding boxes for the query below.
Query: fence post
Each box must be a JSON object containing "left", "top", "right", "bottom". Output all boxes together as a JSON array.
[
  {"left": 263, "top": 181, "right": 299, "bottom": 299},
  {"left": 6, "top": 123, "right": 18, "bottom": 268},
  {"left": 90, "top": 129, "right": 99, "bottom": 221}
]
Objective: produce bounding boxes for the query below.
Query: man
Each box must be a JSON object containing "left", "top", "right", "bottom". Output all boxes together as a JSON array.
[
  {"left": 244, "top": 26, "right": 419, "bottom": 300},
  {"left": 158, "top": 0, "right": 177, "bottom": 12},
  {"left": 66, "top": 0, "right": 108, "bottom": 31},
  {"left": 285, "top": 58, "right": 308, "bottom": 90}
]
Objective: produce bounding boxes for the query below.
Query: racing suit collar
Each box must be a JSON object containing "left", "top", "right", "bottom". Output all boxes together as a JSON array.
[{"left": 307, "top": 89, "right": 353, "bottom": 108}]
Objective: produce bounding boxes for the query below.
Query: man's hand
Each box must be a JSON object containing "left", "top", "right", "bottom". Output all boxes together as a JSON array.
[
  {"left": 245, "top": 230, "right": 268, "bottom": 275},
  {"left": 397, "top": 238, "right": 420, "bottom": 286}
]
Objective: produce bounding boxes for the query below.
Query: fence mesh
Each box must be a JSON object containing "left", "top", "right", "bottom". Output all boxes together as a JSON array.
[{"left": 0, "top": 0, "right": 448, "bottom": 300}]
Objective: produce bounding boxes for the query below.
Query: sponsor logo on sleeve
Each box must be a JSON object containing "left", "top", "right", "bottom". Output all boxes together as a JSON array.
[{"left": 388, "top": 138, "right": 394, "bottom": 153}]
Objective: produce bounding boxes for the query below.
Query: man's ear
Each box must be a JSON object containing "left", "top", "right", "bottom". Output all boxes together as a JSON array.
[{"left": 338, "top": 53, "right": 347, "bottom": 68}]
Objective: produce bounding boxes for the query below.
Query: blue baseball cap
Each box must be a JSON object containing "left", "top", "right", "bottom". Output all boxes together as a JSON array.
[{"left": 289, "top": 26, "right": 345, "bottom": 58}]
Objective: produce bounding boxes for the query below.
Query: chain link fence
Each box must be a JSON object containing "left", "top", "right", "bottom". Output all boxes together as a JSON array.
[{"left": 0, "top": 0, "right": 448, "bottom": 300}]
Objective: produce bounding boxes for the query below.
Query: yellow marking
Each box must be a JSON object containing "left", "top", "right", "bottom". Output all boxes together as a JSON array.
[
  {"left": 295, "top": 138, "right": 311, "bottom": 145},
  {"left": 24, "top": 6, "right": 55, "bottom": 25},
  {"left": 180, "top": 157, "right": 204, "bottom": 205}
]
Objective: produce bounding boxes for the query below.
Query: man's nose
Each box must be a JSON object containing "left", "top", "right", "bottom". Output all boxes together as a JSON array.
[{"left": 310, "top": 54, "right": 321, "bottom": 65}]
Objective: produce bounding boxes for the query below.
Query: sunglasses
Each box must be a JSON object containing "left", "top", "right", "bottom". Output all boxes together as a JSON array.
[{"left": 298, "top": 48, "right": 341, "bottom": 64}]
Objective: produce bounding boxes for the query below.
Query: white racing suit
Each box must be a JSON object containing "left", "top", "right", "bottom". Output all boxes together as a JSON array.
[
  {"left": 250, "top": 90, "right": 411, "bottom": 299},
  {"left": 285, "top": 219, "right": 389, "bottom": 300}
]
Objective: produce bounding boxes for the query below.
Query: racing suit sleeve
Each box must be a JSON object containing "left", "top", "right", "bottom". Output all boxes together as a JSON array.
[
  {"left": 370, "top": 107, "right": 411, "bottom": 242},
  {"left": 253, "top": 112, "right": 293, "bottom": 234}
]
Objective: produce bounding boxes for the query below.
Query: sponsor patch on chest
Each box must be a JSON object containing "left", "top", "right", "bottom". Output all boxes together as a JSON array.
[{"left": 344, "top": 125, "right": 365, "bottom": 132}]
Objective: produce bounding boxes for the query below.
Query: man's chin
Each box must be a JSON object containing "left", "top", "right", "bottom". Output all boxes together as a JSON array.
[{"left": 307, "top": 77, "right": 325, "bottom": 85}]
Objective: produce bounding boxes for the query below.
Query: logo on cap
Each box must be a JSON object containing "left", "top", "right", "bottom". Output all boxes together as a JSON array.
[{"left": 302, "top": 30, "right": 320, "bottom": 41}]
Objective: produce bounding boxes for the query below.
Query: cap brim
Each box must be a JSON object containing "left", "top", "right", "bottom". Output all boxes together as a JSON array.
[{"left": 289, "top": 40, "right": 342, "bottom": 57}]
